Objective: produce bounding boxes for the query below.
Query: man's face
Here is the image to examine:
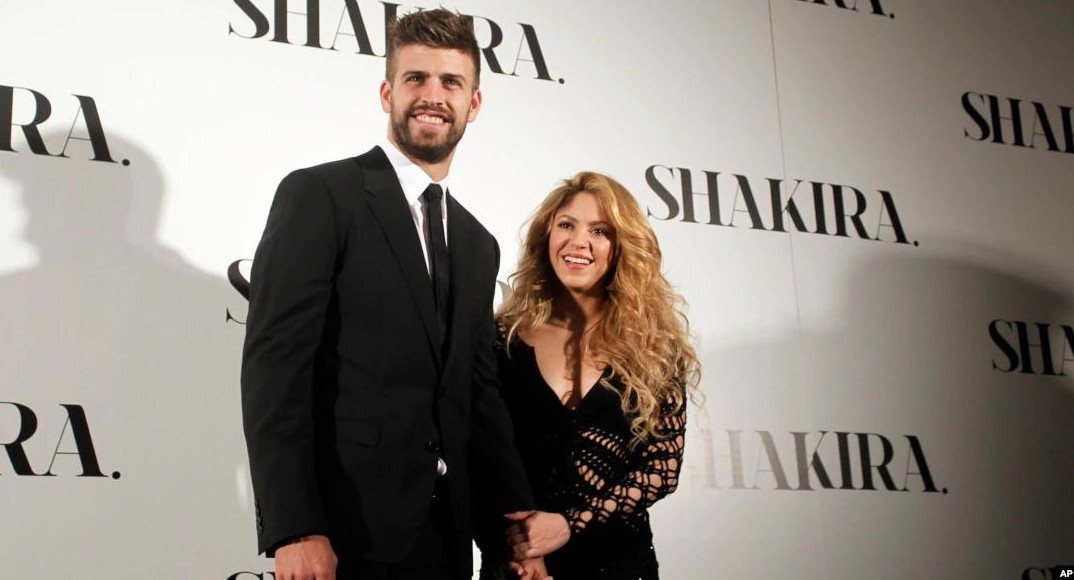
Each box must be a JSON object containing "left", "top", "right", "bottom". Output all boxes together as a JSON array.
[{"left": 380, "top": 44, "right": 482, "bottom": 164}]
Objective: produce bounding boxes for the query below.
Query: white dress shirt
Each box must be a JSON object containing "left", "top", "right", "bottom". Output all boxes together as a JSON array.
[
  {"left": 380, "top": 139, "right": 450, "bottom": 275},
  {"left": 380, "top": 139, "right": 450, "bottom": 476}
]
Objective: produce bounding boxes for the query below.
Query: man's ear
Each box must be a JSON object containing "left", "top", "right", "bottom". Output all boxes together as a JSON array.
[
  {"left": 380, "top": 80, "right": 392, "bottom": 114},
  {"left": 467, "top": 88, "right": 483, "bottom": 123}
]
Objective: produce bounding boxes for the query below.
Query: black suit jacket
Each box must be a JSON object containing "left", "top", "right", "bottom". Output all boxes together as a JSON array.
[{"left": 241, "top": 146, "right": 533, "bottom": 569}]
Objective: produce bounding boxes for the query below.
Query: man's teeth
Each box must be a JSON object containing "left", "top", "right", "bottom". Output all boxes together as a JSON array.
[
  {"left": 564, "top": 256, "right": 592, "bottom": 265},
  {"left": 416, "top": 114, "right": 445, "bottom": 125}
]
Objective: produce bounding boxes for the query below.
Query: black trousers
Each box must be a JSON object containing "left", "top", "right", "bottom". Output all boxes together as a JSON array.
[{"left": 337, "top": 477, "right": 463, "bottom": 580}]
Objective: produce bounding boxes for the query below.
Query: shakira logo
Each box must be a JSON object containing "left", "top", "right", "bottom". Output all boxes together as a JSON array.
[
  {"left": 688, "top": 428, "right": 942, "bottom": 493},
  {"left": 963, "top": 92, "right": 1074, "bottom": 155},
  {"left": 990, "top": 320, "right": 1074, "bottom": 376},
  {"left": 794, "top": 0, "right": 895, "bottom": 19},
  {"left": 229, "top": 0, "right": 561, "bottom": 83},
  {"left": 646, "top": 166, "right": 914, "bottom": 246},
  {"left": 0, "top": 402, "right": 118, "bottom": 479},
  {"left": 226, "top": 259, "right": 253, "bottom": 325},
  {"left": 0, "top": 85, "right": 123, "bottom": 164}
]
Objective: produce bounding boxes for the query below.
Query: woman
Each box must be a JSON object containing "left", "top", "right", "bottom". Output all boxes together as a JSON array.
[{"left": 478, "top": 172, "right": 701, "bottom": 580}]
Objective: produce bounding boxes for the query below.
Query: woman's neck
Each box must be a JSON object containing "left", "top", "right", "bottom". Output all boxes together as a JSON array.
[{"left": 549, "top": 287, "right": 604, "bottom": 332}]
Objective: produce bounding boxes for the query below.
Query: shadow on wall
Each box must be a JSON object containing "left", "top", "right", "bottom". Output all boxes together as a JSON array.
[
  {"left": 0, "top": 132, "right": 255, "bottom": 578},
  {"left": 820, "top": 249, "right": 1074, "bottom": 567},
  {"left": 675, "top": 247, "right": 1074, "bottom": 579}
]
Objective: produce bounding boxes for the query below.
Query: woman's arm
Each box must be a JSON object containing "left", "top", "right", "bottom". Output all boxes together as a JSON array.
[
  {"left": 506, "top": 399, "right": 687, "bottom": 559},
  {"left": 563, "top": 400, "right": 686, "bottom": 534}
]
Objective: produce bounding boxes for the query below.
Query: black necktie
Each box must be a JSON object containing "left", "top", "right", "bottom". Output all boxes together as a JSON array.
[{"left": 422, "top": 184, "right": 450, "bottom": 337}]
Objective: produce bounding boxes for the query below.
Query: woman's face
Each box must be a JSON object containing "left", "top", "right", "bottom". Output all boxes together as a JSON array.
[{"left": 547, "top": 192, "right": 615, "bottom": 299}]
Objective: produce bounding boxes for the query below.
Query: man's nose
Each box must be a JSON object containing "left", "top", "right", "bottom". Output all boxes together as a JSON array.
[{"left": 419, "top": 83, "right": 445, "bottom": 106}]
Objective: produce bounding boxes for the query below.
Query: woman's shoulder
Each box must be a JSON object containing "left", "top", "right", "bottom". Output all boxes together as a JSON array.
[
  {"left": 493, "top": 318, "right": 510, "bottom": 349},
  {"left": 495, "top": 317, "right": 541, "bottom": 347},
  {"left": 493, "top": 318, "right": 530, "bottom": 355}
]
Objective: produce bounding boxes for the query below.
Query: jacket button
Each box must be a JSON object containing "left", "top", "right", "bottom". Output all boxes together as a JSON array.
[{"left": 425, "top": 440, "right": 439, "bottom": 452}]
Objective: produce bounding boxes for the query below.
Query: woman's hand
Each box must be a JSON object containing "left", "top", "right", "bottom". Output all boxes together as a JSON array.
[
  {"left": 508, "top": 556, "right": 553, "bottom": 580},
  {"left": 504, "top": 510, "right": 571, "bottom": 559}
]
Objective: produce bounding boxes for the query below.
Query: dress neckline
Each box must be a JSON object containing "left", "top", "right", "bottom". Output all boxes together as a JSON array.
[{"left": 515, "top": 338, "right": 608, "bottom": 411}]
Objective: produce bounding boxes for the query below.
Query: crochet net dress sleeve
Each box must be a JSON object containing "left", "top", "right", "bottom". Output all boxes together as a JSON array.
[{"left": 562, "top": 400, "right": 686, "bottom": 534}]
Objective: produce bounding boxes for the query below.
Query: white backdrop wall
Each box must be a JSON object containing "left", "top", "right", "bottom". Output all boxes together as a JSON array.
[{"left": 1, "top": 1, "right": 1072, "bottom": 578}]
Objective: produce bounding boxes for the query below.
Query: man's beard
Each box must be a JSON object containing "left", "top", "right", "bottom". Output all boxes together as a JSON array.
[{"left": 390, "top": 104, "right": 467, "bottom": 164}]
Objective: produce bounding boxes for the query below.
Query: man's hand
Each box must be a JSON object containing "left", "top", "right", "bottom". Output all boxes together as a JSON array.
[
  {"left": 274, "top": 534, "right": 338, "bottom": 580},
  {"left": 504, "top": 511, "right": 570, "bottom": 559},
  {"left": 508, "top": 556, "right": 553, "bottom": 580}
]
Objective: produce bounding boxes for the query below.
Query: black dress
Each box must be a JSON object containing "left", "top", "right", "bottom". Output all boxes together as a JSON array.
[{"left": 476, "top": 333, "right": 686, "bottom": 580}]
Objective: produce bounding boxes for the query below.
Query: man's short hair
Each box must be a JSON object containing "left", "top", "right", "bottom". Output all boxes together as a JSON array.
[{"left": 386, "top": 9, "right": 481, "bottom": 89}]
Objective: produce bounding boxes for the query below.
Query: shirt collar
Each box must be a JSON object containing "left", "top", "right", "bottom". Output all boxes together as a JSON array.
[{"left": 380, "top": 138, "right": 451, "bottom": 206}]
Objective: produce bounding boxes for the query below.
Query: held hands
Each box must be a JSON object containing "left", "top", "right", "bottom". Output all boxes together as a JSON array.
[
  {"left": 508, "top": 556, "right": 553, "bottom": 580},
  {"left": 504, "top": 510, "right": 571, "bottom": 560},
  {"left": 274, "top": 534, "right": 338, "bottom": 580}
]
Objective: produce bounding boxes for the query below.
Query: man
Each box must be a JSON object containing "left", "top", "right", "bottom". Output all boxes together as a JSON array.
[{"left": 241, "top": 9, "right": 545, "bottom": 579}]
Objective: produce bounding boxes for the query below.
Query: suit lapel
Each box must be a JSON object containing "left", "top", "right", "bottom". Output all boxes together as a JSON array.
[
  {"left": 445, "top": 195, "right": 479, "bottom": 368},
  {"left": 359, "top": 147, "right": 443, "bottom": 366}
]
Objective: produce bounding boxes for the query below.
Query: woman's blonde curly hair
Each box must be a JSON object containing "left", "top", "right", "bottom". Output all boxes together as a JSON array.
[{"left": 497, "top": 171, "right": 701, "bottom": 444}]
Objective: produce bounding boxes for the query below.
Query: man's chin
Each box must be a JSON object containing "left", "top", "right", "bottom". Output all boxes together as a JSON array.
[
  {"left": 391, "top": 122, "right": 463, "bottom": 164},
  {"left": 402, "top": 143, "right": 452, "bottom": 164},
  {"left": 404, "top": 137, "right": 462, "bottom": 163},
  {"left": 414, "top": 132, "right": 448, "bottom": 146}
]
